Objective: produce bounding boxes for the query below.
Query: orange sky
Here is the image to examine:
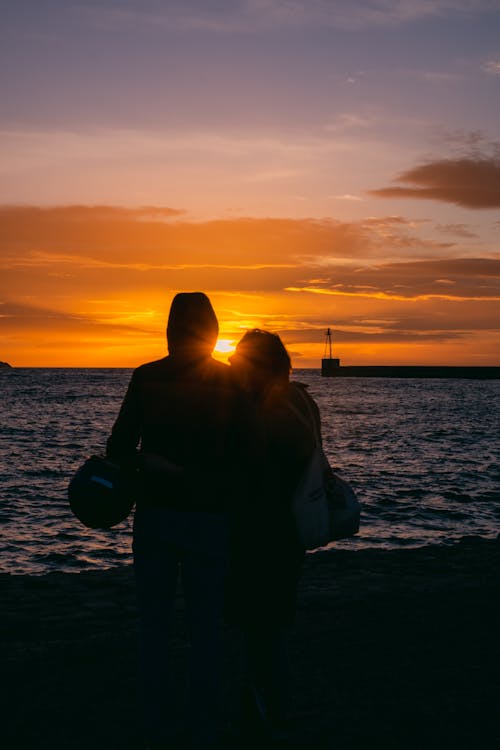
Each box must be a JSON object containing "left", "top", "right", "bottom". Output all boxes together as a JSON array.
[
  {"left": 1, "top": 2, "right": 500, "bottom": 367},
  {"left": 1, "top": 205, "right": 499, "bottom": 366}
]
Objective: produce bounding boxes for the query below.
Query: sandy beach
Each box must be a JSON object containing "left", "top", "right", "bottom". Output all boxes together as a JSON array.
[{"left": 2, "top": 536, "right": 499, "bottom": 750}]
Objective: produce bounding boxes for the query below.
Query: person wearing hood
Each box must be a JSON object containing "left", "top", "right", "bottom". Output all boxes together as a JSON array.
[{"left": 107, "top": 292, "right": 238, "bottom": 750}]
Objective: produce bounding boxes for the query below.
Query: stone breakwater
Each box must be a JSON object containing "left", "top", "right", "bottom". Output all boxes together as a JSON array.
[
  {"left": 322, "top": 365, "right": 500, "bottom": 379},
  {"left": 2, "top": 537, "right": 499, "bottom": 749}
]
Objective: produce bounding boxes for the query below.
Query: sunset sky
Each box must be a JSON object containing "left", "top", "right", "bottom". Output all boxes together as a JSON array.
[{"left": 1, "top": 0, "right": 499, "bottom": 367}]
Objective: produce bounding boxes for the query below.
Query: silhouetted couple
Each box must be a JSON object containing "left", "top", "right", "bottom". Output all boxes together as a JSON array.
[{"left": 107, "top": 292, "right": 320, "bottom": 750}]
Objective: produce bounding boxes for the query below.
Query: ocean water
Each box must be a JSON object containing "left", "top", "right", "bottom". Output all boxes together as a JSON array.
[{"left": 0, "top": 367, "right": 499, "bottom": 575}]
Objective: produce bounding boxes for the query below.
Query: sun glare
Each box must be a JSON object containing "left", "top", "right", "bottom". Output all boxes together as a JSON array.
[{"left": 214, "top": 338, "right": 236, "bottom": 355}]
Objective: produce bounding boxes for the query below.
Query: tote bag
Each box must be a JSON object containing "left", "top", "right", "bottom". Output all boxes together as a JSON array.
[
  {"left": 289, "top": 387, "right": 361, "bottom": 550},
  {"left": 291, "top": 443, "right": 333, "bottom": 550}
]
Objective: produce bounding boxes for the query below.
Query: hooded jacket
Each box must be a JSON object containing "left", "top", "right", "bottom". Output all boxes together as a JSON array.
[{"left": 106, "top": 293, "right": 240, "bottom": 512}]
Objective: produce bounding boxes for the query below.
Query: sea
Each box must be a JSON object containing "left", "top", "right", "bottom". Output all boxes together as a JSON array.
[{"left": 1, "top": 368, "right": 499, "bottom": 576}]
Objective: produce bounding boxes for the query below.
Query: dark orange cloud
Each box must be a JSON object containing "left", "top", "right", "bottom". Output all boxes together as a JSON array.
[
  {"left": 280, "top": 328, "right": 465, "bottom": 344},
  {"left": 370, "top": 157, "right": 500, "bottom": 208},
  {"left": 0, "top": 301, "right": 156, "bottom": 335},
  {"left": 0, "top": 205, "right": 373, "bottom": 265},
  {"left": 1, "top": 207, "right": 491, "bottom": 305},
  {"left": 289, "top": 258, "right": 500, "bottom": 300},
  {"left": 435, "top": 223, "right": 478, "bottom": 239}
]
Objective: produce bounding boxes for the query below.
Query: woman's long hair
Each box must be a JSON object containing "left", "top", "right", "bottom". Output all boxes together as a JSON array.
[{"left": 231, "top": 329, "right": 291, "bottom": 387}]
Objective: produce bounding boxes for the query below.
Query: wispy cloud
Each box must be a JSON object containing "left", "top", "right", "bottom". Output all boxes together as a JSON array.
[
  {"left": 0, "top": 300, "right": 157, "bottom": 336},
  {"left": 1, "top": 205, "right": 497, "bottom": 298},
  {"left": 483, "top": 60, "right": 500, "bottom": 75},
  {"left": 435, "top": 223, "right": 478, "bottom": 238},
  {"left": 0, "top": 127, "right": 368, "bottom": 210},
  {"left": 331, "top": 194, "right": 363, "bottom": 202},
  {"left": 289, "top": 256, "right": 500, "bottom": 298},
  {"left": 323, "top": 113, "right": 373, "bottom": 133},
  {"left": 0, "top": 205, "right": 460, "bottom": 280},
  {"left": 75, "top": 1, "right": 499, "bottom": 34}
]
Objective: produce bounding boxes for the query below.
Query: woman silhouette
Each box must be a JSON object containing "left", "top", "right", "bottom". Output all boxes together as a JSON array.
[{"left": 227, "top": 329, "right": 321, "bottom": 743}]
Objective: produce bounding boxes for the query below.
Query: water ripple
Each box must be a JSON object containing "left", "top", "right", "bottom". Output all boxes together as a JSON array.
[{"left": 1, "top": 368, "right": 499, "bottom": 574}]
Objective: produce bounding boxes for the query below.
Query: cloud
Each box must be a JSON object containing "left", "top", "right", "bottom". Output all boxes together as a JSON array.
[
  {"left": 0, "top": 205, "right": 489, "bottom": 289},
  {"left": 331, "top": 194, "right": 363, "bottom": 202},
  {"left": 418, "top": 71, "right": 464, "bottom": 84},
  {"left": 435, "top": 223, "right": 478, "bottom": 239},
  {"left": 1, "top": 204, "right": 499, "bottom": 365},
  {"left": 279, "top": 326, "right": 466, "bottom": 344},
  {"left": 2, "top": 202, "right": 475, "bottom": 329},
  {"left": 323, "top": 113, "right": 372, "bottom": 133},
  {"left": 483, "top": 60, "right": 500, "bottom": 75},
  {"left": 0, "top": 205, "right": 378, "bottom": 270},
  {"left": 0, "top": 127, "right": 365, "bottom": 208},
  {"left": 370, "top": 157, "right": 500, "bottom": 208},
  {"left": 0, "top": 205, "right": 184, "bottom": 223},
  {"left": 75, "top": 1, "right": 499, "bottom": 34},
  {"left": 286, "top": 258, "right": 500, "bottom": 301},
  {"left": 0, "top": 300, "right": 156, "bottom": 336}
]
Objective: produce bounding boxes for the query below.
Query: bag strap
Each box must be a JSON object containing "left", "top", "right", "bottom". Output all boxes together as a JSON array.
[{"left": 286, "top": 386, "right": 322, "bottom": 448}]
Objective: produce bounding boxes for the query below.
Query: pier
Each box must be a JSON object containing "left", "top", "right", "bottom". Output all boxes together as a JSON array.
[
  {"left": 320, "top": 330, "right": 500, "bottom": 378},
  {"left": 322, "top": 365, "right": 500, "bottom": 379}
]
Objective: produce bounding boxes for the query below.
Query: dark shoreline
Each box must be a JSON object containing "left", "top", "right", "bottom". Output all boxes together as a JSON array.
[{"left": 2, "top": 537, "right": 499, "bottom": 749}]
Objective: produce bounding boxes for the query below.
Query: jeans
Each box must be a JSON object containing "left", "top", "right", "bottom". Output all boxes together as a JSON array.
[{"left": 133, "top": 504, "right": 229, "bottom": 746}]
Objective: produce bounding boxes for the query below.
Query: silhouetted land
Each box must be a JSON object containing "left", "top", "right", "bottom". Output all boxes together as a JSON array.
[{"left": 2, "top": 537, "right": 499, "bottom": 749}]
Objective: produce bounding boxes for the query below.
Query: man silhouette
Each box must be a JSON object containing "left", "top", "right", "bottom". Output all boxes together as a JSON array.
[{"left": 107, "top": 292, "right": 237, "bottom": 750}]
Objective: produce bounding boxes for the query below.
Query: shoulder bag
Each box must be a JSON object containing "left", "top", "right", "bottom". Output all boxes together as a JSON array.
[{"left": 288, "top": 387, "right": 361, "bottom": 550}]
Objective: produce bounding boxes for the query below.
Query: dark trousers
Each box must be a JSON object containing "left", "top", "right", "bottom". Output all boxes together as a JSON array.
[
  {"left": 133, "top": 505, "right": 229, "bottom": 746},
  {"left": 242, "top": 626, "right": 292, "bottom": 724}
]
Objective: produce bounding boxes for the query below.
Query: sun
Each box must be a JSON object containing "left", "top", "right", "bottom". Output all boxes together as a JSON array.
[{"left": 214, "top": 338, "right": 236, "bottom": 355}]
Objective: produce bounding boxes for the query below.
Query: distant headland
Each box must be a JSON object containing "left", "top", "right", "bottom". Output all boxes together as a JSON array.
[{"left": 0, "top": 361, "right": 12, "bottom": 368}]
